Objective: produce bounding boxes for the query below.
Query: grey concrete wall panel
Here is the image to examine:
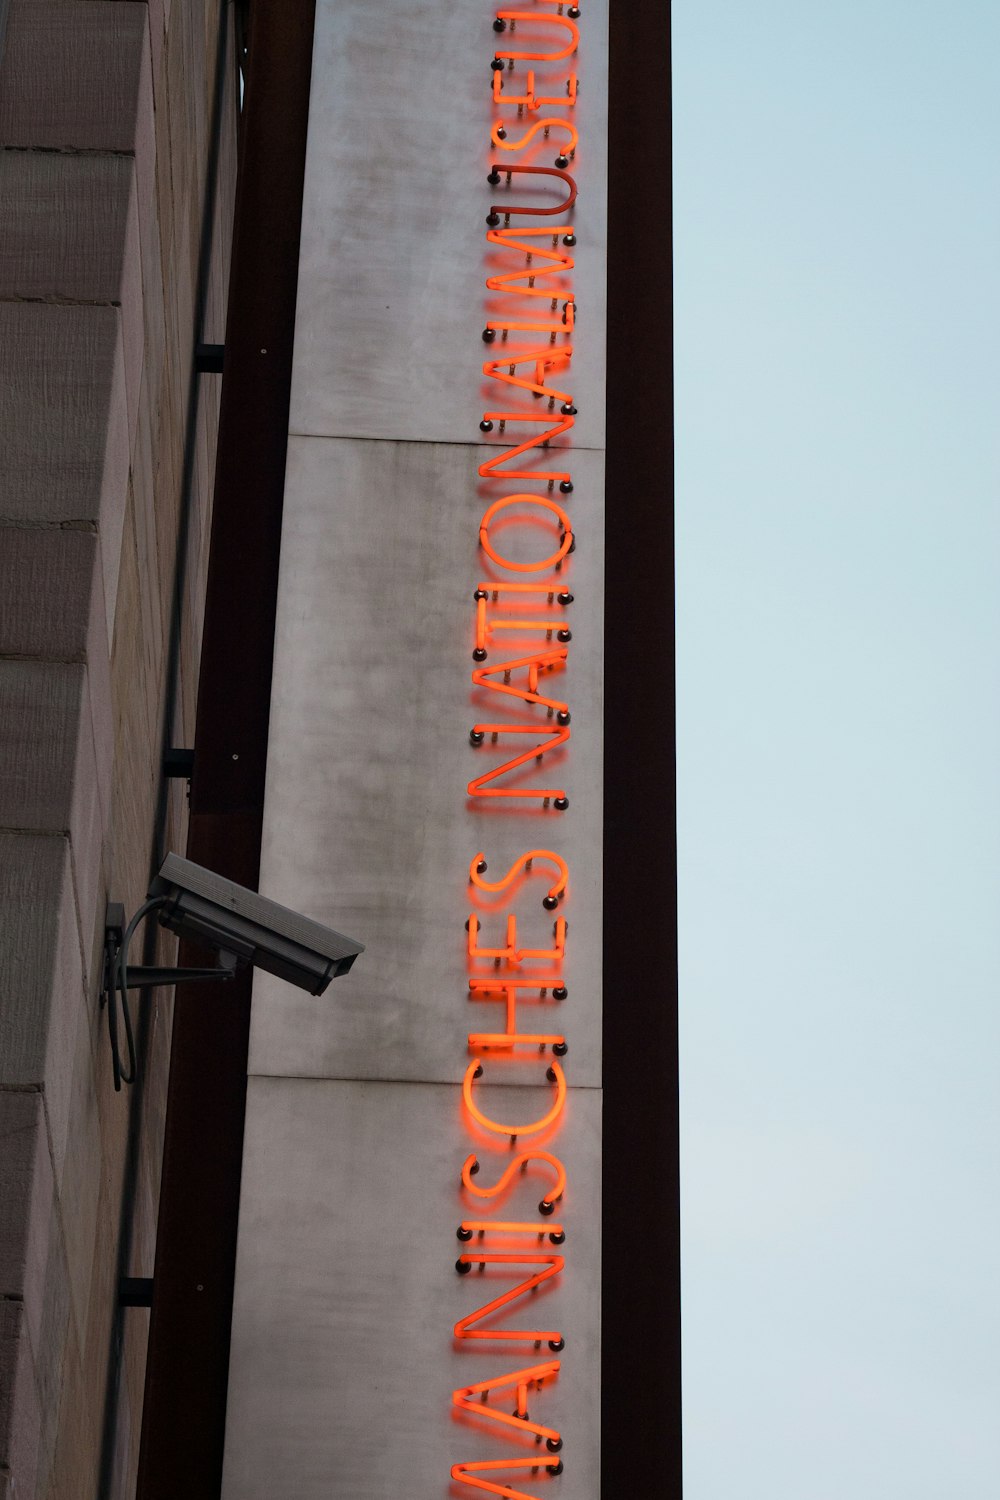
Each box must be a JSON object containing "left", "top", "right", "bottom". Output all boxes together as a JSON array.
[
  {"left": 226, "top": 0, "right": 608, "bottom": 1492},
  {"left": 289, "top": 0, "right": 608, "bottom": 450},
  {"left": 250, "top": 435, "right": 605, "bottom": 1087},
  {"left": 222, "top": 1076, "right": 601, "bottom": 1500}
]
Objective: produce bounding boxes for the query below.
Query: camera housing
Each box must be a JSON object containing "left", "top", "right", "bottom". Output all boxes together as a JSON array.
[{"left": 148, "top": 853, "right": 365, "bottom": 995}]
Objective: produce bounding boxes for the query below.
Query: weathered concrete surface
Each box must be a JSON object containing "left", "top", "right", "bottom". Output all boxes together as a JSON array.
[{"left": 0, "top": 0, "right": 238, "bottom": 1495}]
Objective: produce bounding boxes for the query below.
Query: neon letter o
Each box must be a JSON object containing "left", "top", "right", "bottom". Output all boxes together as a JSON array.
[{"left": 479, "top": 494, "right": 573, "bottom": 574}]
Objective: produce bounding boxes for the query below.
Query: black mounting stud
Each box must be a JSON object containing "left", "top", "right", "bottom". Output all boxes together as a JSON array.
[
  {"left": 548, "top": 1338, "right": 565, "bottom": 1353},
  {"left": 493, "top": 16, "right": 507, "bottom": 29},
  {"left": 472, "top": 649, "right": 488, "bottom": 663},
  {"left": 474, "top": 588, "right": 489, "bottom": 601},
  {"left": 555, "top": 154, "right": 569, "bottom": 169},
  {"left": 554, "top": 797, "right": 569, "bottom": 811},
  {"left": 546, "top": 1066, "right": 558, "bottom": 1082},
  {"left": 488, "top": 168, "right": 502, "bottom": 185},
  {"left": 553, "top": 1041, "right": 568, "bottom": 1056},
  {"left": 456, "top": 1259, "right": 472, "bottom": 1274},
  {"left": 496, "top": 124, "right": 508, "bottom": 139},
  {"left": 486, "top": 212, "right": 501, "bottom": 227},
  {"left": 557, "top": 590, "right": 574, "bottom": 605},
  {"left": 562, "top": 232, "right": 576, "bottom": 246},
  {"left": 476, "top": 860, "right": 488, "bottom": 875},
  {"left": 556, "top": 629, "right": 572, "bottom": 643},
  {"left": 559, "top": 479, "right": 573, "bottom": 494},
  {"left": 470, "top": 728, "right": 485, "bottom": 743},
  {"left": 556, "top": 711, "right": 571, "bottom": 727},
  {"left": 474, "top": 1063, "right": 484, "bottom": 1079},
  {"left": 543, "top": 894, "right": 559, "bottom": 911},
  {"left": 549, "top": 1230, "right": 566, "bottom": 1246},
  {"left": 483, "top": 324, "right": 498, "bottom": 338},
  {"left": 480, "top": 419, "right": 494, "bottom": 432},
  {"left": 553, "top": 985, "right": 568, "bottom": 1001},
  {"left": 457, "top": 1226, "right": 474, "bottom": 1242},
  {"left": 550, "top": 1459, "right": 564, "bottom": 1475},
  {"left": 469, "top": 1157, "right": 481, "bottom": 1175},
  {"left": 539, "top": 1199, "right": 555, "bottom": 1216},
  {"left": 568, "top": 3, "right": 581, "bottom": 14},
  {"left": 546, "top": 1436, "right": 564, "bottom": 1453},
  {"left": 560, "top": 403, "right": 577, "bottom": 416},
  {"left": 491, "top": 56, "right": 505, "bottom": 70}
]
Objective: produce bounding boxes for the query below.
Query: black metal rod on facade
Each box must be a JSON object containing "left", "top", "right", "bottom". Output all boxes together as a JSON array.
[
  {"left": 603, "top": 2, "right": 682, "bottom": 1496},
  {"left": 134, "top": 2, "right": 318, "bottom": 1495}
]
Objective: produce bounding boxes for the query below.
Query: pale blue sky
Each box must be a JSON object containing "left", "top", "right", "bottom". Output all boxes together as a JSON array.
[{"left": 674, "top": 4, "right": 1000, "bottom": 1494}]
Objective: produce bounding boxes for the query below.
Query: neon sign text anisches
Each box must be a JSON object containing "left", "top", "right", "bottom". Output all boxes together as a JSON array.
[
  {"left": 468, "top": 849, "right": 569, "bottom": 906},
  {"left": 461, "top": 1149, "right": 567, "bottom": 1210},
  {"left": 454, "top": 1251, "right": 565, "bottom": 1342},
  {"left": 453, "top": 6, "right": 583, "bottom": 1492},
  {"left": 452, "top": 1359, "right": 562, "bottom": 1444},
  {"left": 463, "top": 1058, "right": 567, "bottom": 1139}
]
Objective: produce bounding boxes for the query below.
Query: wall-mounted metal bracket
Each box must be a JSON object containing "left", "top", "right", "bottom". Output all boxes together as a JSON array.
[
  {"left": 120, "top": 1277, "right": 154, "bottom": 1308},
  {"left": 195, "top": 343, "right": 225, "bottom": 373},
  {"left": 163, "top": 747, "right": 195, "bottom": 778}
]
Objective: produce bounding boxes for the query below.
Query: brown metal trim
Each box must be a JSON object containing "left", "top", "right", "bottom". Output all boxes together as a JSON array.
[
  {"left": 603, "top": 2, "right": 681, "bottom": 1496},
  {"left": 135, "top": 2, "right": 317, "bottom": 1495}
]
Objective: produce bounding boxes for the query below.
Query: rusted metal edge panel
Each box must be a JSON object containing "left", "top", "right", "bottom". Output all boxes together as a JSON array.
[
  {"left": 135, "top": 3, "right": 318, "bottom": 1495},
  {"left": 603, "top": 2, "right": 681, "bottom": 1496}
]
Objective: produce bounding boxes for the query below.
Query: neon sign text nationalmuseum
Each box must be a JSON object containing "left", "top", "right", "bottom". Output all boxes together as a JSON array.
[{"left": 453, "top": 4, "right": 585, "bottom": 1493}]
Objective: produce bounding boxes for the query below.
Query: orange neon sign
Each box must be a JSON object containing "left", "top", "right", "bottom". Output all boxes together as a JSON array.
[
  {"left": 473, "top": 582, "right": 573, "bottom": 657},
  {"left": 453, "top": 1251, "right": 564, "bottom": 1343},
  {"left": 467, "top": 723, "right": 570, "bottom": 804},
  {"left": 463, "top": 1058, "right": 567, "bottom": 1139},
  {"left": 452, "top": 1358, "right": 562, "bottom": 1445},
  {"left": 451, "top": 1457, "right": 564, "bottom": 1500},
  {"left": 461, "top": 1149, "right": 567, "bottom": 1211},
  {"left": 493, "top": 68, "right": 578, "bottom": 112},
  {"left": 493, "top": 11, "right": 580, "bottom": 62},
  {"left": 468, "top": 849, "right": 569, "bottom": 907},
  {"left": 485, "top": 226, "right": 575, "bottom": 303},
  {"left": 452, "top": 5, "right": 584, "bottom": 1486},
  {"left": 476, "top": 415, "right": 575, "bottom": 485},
  {"left": 458, "top": 1220, "right": 564, "bottom": 1240},
  {"left": 486, "top": 164, "right": 577, "bottom": 225},
  {"left": 471, "top": 651, "right": 569, "bottom": 714},
  {"left": 478, "top": 494, "right": 573, "bottom": 573},
  {"left": 491, "top": 117, "right": 579, "bottom": 166},
  {"left": 467, "top": 914, "right": 567, "bottom": 965},
  {"left": 483, "top": 346, "right": 574, "bottom": 404}
]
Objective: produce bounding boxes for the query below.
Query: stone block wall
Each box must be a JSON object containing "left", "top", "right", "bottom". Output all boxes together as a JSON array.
[{"left": 0, "top": 2, "right": 238, "bottom": 1495}]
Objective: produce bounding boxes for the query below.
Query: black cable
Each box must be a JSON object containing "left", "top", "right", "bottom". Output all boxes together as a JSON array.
[{"left": 107, "top": 896, "right": 168, "bottom": 1091}]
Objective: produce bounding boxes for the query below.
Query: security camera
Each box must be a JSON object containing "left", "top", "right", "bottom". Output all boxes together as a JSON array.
[
  {"left": 101, "top": 853, "right": 365, "bottom": 1090},
  {"left": 148, "top": 853, "right": 365, "bottom": 993}
]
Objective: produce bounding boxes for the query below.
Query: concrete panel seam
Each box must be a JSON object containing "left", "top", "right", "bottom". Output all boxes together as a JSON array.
[
  {"left": 0, "top": 146, "right": 136, "bottom": 161},
  {"left": 287, "top": 427, "right": 607, "bottom": 455},
  {"left": 0, "top": 520, "right": 99, "bottom": 533},
  {"left": 0, "top": 294, "right": 120, "bottom": 309},
  {"left": 0, "top": 653, "right": 86, "bottom": 665}
]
